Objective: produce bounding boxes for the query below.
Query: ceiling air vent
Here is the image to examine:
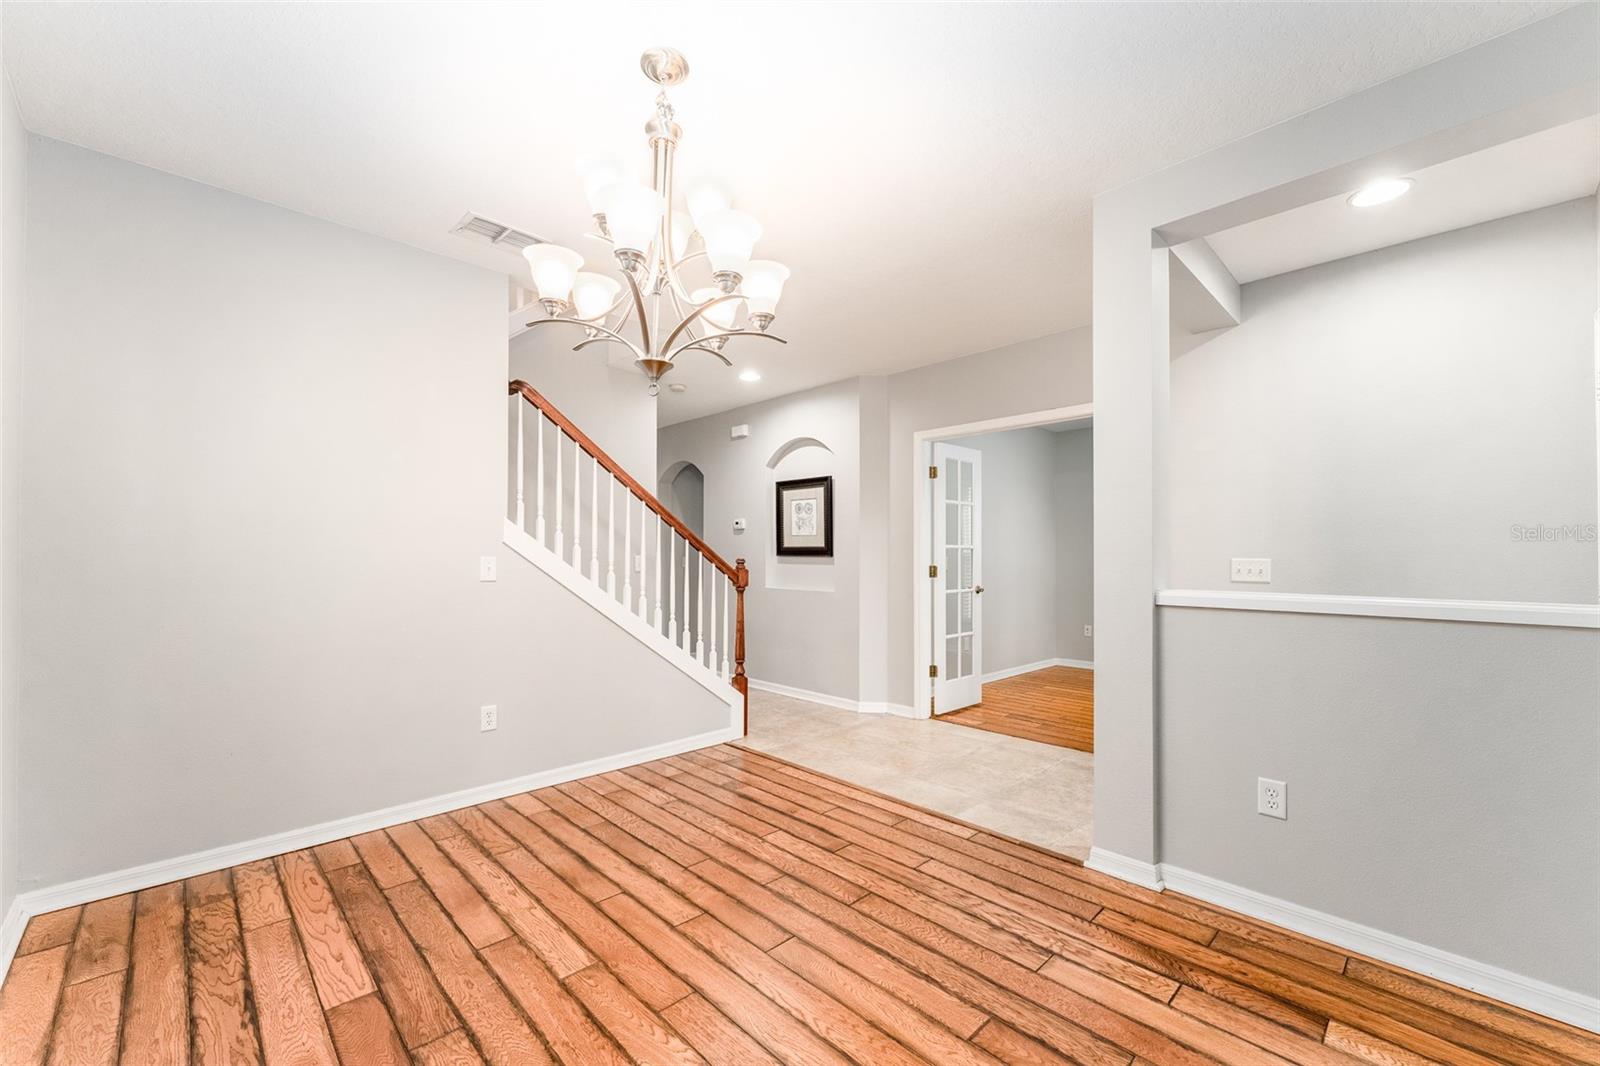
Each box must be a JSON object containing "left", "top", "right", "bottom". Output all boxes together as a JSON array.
[{"left": 450, "top": 212, "right": 547, "bottom": 253}]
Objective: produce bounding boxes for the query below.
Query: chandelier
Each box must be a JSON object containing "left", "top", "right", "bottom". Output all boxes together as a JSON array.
[{"left": 522, "top": 47, "right": 789, "bottom": 395}]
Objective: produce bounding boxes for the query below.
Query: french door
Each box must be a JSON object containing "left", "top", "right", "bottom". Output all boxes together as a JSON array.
[{"left": 931, "top": 441, "right": 982, "bottom": 713}]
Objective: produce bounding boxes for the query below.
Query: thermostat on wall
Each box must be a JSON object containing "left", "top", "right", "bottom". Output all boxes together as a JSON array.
[
  {"left": 730, "top": 424, "right": 750, "bottom": 440},
  {"left": 732, "top": 518, "right": 747, "bottom": 533}
]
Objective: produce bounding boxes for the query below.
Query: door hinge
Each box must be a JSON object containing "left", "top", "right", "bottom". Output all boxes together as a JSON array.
[
  {"left": 930, "top": 695, "right": 936, "bottom": 713},
  {"left": 928, "top": 465, "right": 938, "bottom": 479},
  {"left": 929, "top": 664, "right": 938, "bottom": 678},
  {"left": 928, "top": 564, "right": 938, "bottom": 578}
]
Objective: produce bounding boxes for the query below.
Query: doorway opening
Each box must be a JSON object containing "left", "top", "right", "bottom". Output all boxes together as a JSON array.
[{"left": 919, "top": 410, "right": 1095, "bottom": 752}]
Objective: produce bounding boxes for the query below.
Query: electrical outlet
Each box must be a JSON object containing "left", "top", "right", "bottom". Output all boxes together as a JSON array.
[
  {"left": 479, "top": 556, "right": 498, "bottom": 582},
  {"left": 1257, "top": 777, "right": 1287, "bottom": 819},
  {"left": 1231, "top": 557, "right": 1271, "bottom": 583},
  {"left": 1083, "top": 624, "right": 1093, "bottom": 638},
  {"left": 480, "top": 705, "right": 498, "bottom": 732}
]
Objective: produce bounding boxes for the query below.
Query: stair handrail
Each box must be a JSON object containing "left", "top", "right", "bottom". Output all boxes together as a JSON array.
[{"left": 508, "top": 379, "right": 750, "bottom": 715}]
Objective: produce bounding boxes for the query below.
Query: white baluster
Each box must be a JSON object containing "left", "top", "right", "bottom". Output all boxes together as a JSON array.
[
  {"left": 637, "top": 496, "right": 648, "bottom": 616},
  {"left": 589, "top": 451, "right": 599, "bottom": 582},
  {"left": 709, "top": 574, "right": 719, "bottom": 675},
  {"left": 514, "top": 400, "right": 525, "bottom": 529},
  {"left": 571, "top": 447, "right": 582, "bottom": 571},
  {"left": 622, "top": 491, "right": 632, "bottom": 610},
  {"left": 535, "top": 409, "right": 546, "bottom": 543},
  {"left": 666, "top": 531, "right": 677, "bottom": 642},
  {"left": 695, "top": 553, "right": 706, "bottom": 664},
  {"left": 654, "top": 514, "right": 665, "bottom": 633},
  {"left": 680, "top": 537, "right": 691, "bottom": 652},
  {"left": 554, "top": 432, "right": 564, "bottom": 559},
  {"left": 722, "top": 575, "right": 732, "bottom": 679}
]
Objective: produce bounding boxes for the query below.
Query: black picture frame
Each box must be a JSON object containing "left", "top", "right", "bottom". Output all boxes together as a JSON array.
[{"left": 774, "top": 476, "right": 834, "bottom": 557}]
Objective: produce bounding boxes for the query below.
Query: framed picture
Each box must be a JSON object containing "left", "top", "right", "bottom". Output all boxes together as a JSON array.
[{"left": 775, "top": 476, "right": 834, "bottom": 556}]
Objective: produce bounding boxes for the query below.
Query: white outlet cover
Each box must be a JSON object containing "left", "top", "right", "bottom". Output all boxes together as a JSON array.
[
  {"left": 479, "top": 556, "right": 498, "bottom": 582},
  {"left": 1257, "top": 777, "right": 1287, "bottom": 819},
  {"left": 480, "top": 704, "right": 498, "bottom": 731},
  {"left": 1083, "top": 624, "right": 1093, "bottom": 637},
  {"left": 1231, "top": 557, "right": 1271, "bottom": 583}
]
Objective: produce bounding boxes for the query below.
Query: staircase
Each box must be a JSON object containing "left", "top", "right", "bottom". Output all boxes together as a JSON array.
[{"left": 504, "top": 380, "right": 749, "bottom": 728}]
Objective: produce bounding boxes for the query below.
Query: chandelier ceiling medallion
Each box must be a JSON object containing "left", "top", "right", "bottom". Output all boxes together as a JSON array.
[{"left": 523, "top": 47, "right": 789, "bottom": 395}]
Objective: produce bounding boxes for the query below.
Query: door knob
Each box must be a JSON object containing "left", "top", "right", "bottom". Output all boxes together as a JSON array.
[{"left": 974, "top": 585, "right": 985, "bottom": 595}]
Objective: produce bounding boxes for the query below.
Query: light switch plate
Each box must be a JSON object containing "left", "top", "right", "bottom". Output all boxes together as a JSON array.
[
  {"left": 1231, "top": 557, "right": 1271, "bottom": 583},
  {"left": 479, "top": 556, "right": 498, "bottom": 581},
  {"left": 1083, "top": 625, "right": 1093, "bottom": 637}
]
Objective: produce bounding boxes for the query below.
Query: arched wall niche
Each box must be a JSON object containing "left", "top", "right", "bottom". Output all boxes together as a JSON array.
[
  {"left": 766, "top": 436, "right": 836, "bottom": 592},
  {"left": 658, "top": 460, "right": 706, "bottom": 539}
]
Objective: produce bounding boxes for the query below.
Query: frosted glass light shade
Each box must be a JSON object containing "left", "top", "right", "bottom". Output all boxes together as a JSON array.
[
  {"left": 522, "top": 244, "right": 584, "bottom": 302},
  {"left": 685, "top": 180, "right": 732, "bottom": 230},
  {"left": 572, "top": 272, "right": 621, "bottom": 321},
  {"left": 691, "top": 287, "right": 740, "bottom": 331},
  {"left": 596, "top": 182, "right": 663, "bottom": 254},
  {"left": 698, "top": 210, "right": 762, "bottom": 276},
  {"left": 576, "top": 155, "right": 624, "bottom": 214},
  {"left": 742, "top": 260, "right": 790, "bottom": 315}
]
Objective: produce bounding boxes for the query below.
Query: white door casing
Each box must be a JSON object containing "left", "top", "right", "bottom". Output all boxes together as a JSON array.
[{"left": 931, "top": 441, "right": 982, "bottom": 713}]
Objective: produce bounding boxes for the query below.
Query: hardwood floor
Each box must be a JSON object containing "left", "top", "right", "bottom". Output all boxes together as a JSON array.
[
  {"left": 942, "top": 666, "right": 1095, "bottom": 751},
  {"left": 3, "top": 745, "right": 1594, "bottom": 1065}
]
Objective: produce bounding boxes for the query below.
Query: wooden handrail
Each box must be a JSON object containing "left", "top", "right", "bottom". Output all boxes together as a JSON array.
[
  {"left": 509, "top": 379, "right": 750, "bottom": 730},
  {"left": 509, "top": 380, "right": 740, "bottom": 581}
]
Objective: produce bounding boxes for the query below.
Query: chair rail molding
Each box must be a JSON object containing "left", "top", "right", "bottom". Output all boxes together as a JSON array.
[{"left": 1155, "top": 589, "right": 1600, "bottom": 629}]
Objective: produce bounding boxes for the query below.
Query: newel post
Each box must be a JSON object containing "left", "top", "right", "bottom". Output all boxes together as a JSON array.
[{"left": 733, "top": 558, "right": 749, "bottom": 734}]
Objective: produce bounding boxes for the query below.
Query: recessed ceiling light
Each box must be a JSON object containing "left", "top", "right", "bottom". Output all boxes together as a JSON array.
[
  {"left": 667, "top": 382, "right": 688, "bottom": 393},
  {"left": 1348, "top": 178, "right": 1413, "bottom": 208},
  {"left": 739, "top": 369, "right": 761, "bottom": 383}
]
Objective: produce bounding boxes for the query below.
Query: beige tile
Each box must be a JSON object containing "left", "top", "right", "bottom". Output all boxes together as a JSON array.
[{"left": 739, "top": 689, "right": 1092, "bottom": 858}]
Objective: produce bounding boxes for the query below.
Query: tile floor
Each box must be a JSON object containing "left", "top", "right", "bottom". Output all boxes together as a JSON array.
[{"left": 738, "top": 688, "right": 1094, "bottom": 859}]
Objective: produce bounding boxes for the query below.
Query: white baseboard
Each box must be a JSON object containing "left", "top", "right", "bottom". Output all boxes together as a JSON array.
[
  {"left": 748, "top": 678, "right": 922, "bottom": 719},
  {"left": 1160, "top": 864, "right": 1600, "bottom": 1033},
  {"left": 0, "top": 722, "right": 739, "bottom": 986},
  {"left": 1085, "top": 850, "right": 1598, "bottom": 1032},
  {"left": 1085, "top": 847, "right": 1165, "bottom": 890},
  {"left": 982, "top": 657, "right": 1094, "bottom": 683}
]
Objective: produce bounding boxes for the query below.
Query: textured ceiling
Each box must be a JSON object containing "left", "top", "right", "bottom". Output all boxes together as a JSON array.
[{"left": 1, "top": 1, "right": 1573, "bottom": 423}]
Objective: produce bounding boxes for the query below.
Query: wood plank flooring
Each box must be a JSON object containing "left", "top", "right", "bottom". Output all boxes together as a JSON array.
[
  {"left": 3, "top": 744, "right": 1594, "bottom": 1065},
  {"left": 942, "top": 666, "right": 1095, "bottom": 751}
]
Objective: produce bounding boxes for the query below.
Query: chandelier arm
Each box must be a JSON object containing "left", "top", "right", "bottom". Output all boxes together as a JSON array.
[
  {"left": 524, "top": 315, "right": 641, "bottom": 354},
  {"left": 620, "top": 269, "right": 653, "bottom": 355},
  {"left": 665, "top": 286, "right": 703, "bottom": 344},
  {"left": 678, "top": 343, "right": 734, "bottom": 367},
  {"left": 663, "top": 329, "right": 787, "bottom": 363},
  {"left": 571, "top": 334, "right": 646, "bottom": 360},
  {"left": 660, "top": 292, "right": 744, "bottom": 355}
]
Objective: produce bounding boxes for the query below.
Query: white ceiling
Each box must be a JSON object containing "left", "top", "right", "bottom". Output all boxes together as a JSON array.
[
  {"left": 1208, "top": 116, "right": 1600, "bottom": 284},
  {"left": 1, "top": 1, "right": 1575, "bottom": 424}
]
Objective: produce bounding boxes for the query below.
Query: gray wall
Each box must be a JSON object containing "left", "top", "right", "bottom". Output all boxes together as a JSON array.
[
  {"left": 16, "top": 139, "right": 729, "bottom": 892},
  {"left": 1170, "top": 199, "right": 1598, "bottom": 599},
  {"left": 1053, "top": 427, "right": 1094, "bottom": 663},
  {"left": 656, "top": 379, "right": 863, "bottom": 699},
  {"left": 1159, "top": 200, "right": 1600, "bottom": 996},
  {"left": 1159, "top": 609, "right": 1599, "bottom": 994},
  {"left": 880, "top": 329, "right": 1093, "bottom": 706},
  {"left": 0, "top": 60, "right": 26, "bottom": 918}
]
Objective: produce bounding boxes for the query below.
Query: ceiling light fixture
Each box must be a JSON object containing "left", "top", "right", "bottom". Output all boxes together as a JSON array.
[
  {"left": 1348, "top": 177, "right": 1413, "bottom": 208},
  {"left": 523, "top": 48, "right": 789, "bottom": 395}
]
